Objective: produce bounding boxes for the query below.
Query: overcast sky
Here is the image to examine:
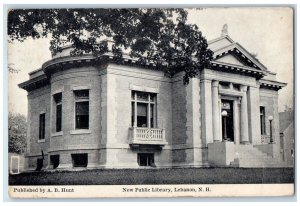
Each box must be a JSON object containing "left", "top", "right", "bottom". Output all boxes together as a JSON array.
[{"left": 8, "top": 7, "right": 294, "bottom": 116}]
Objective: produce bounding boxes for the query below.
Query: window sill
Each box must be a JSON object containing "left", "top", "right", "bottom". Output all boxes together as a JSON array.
[
  {"left": 38, "top": 139, "right": 45, "bottom": 143},
  {"left": 51, "top": 131, "right": 63, "bottom": 137},
  {"left": 70, "top": 129, "right": 91, "bottom": 135}
]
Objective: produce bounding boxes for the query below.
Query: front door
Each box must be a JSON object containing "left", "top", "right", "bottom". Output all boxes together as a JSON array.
[{"left": 221, "top": 100, "right": 234, "bottom": 142}]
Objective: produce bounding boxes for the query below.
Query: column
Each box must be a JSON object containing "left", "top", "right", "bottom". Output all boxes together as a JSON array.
[
  {"left": 212, "top": 80, "right": 221, "bottom": 142},
  {"left": 233, "top": 100, "right": 240, "bottom": 144},
  {"left": 185, "top": 77, "right": 201, "bottom": 146},
  {"left": 200, "top": 79, "right": 213, "bottom": 145},
  {"left": 240, "top": 85, "right": 249, "bottom": 144},
  {"left": 185, "top": 77, "right": 202, "bottom": 165},
  {"left": 100, "top": 73, "right": 119, "bottom": 167}
]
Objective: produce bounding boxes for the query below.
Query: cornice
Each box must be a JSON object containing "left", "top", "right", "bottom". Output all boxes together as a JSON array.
[
  {"left": 210, "top": 61, "right": 266, "bottom": 79},
  {"left": 259, "top": 79, "right": 287, "bottom": 91},
  {"left": 18, "top": 74, "right": 50, "bottom": 92}
]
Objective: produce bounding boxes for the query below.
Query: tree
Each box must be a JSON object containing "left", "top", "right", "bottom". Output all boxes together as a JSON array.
[
  {"left": 8, "top": 9, "right": 213, "bottom": 84},
  {"left": 9, "top": 112, "right": 27, "bottom": 154}
]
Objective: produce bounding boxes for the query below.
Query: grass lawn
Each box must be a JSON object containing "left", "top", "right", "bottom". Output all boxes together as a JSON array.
[{"left": 9, "top": 167, "right": 294, "bottom": 185}]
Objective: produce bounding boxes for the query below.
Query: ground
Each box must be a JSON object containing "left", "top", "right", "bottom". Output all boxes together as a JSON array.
[{"left": 9, "top": 167, "right": 294, "bottom": 185}]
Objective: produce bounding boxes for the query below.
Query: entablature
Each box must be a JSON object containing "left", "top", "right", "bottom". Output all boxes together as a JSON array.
[
  {"left": 259, "top": 79, "right": 287, "bottom": 91},
  {"left": 210, "top": 61, "right": 266, "bottom": 80}
]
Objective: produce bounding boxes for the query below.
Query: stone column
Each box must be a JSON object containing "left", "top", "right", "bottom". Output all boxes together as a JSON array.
[
  {"left": 212, "top": 80, "right": 221, "bottom": 142},
  {"left": 240, "top": 85, "right": 249, "bottom": 144},
  {"left": 186, "top": 77, "right": 201, "bottom": 146},
  {"left": 185, "top": 77, "right": 202, "bottom": 166},
  {"left": 200, "top": 79, "right": 213, "bottom": 145},
  {"left": 100, "top": 72, "right": 119, "bottom": 167},
  {"left": 233, "top": 100, "right": 240, "bottom": 145}
]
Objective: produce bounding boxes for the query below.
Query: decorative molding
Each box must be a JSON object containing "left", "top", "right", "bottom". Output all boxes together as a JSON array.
[
  {"left": 71, "top": 85, "right": 91, "bottom": 91},
  {"left": 240, "top": 85, "right": 248, "bottom": 92},
  {"left": 104, "top": 65, "right": 171, "bottom": 83},
  {"left": 51, "top": 131, "right": 63, "bottom": 137},
  {"left": 129, "top": 84, "right": 159, "bottom": 93},
  {"left": 38, "top": 139, "right": 45, "bottom": 143},
  {"left": 259, "top": 79, "right": 286, "bottom": 91},
  {"left": 210, "top": 61, "right": 265, "bottom": 79},
  {"left": 200, "top": 79, "right": 212, "bottom": 83},
  {"left": 48, "top": 146, "right": 99, "bottom": 153},
  {"left": 70, "top": 129, "right": 91, "bottom": 135},
  {"left": 212, "top": 80, "right": 219, "bottom": 87},
  {"left": 18, "top": 74, "right": 50, "bottom": 92}
]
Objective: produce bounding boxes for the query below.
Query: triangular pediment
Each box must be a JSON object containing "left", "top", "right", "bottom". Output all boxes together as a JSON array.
[
  {"left": 208, "top": 35, "right": 268, "bottom": 71},
  {"left": 214, "top": 53, "right": 247, "bottom": 67}
]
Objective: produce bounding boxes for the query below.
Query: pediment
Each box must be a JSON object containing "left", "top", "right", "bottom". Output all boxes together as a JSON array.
[
  {"left": 208, "top": 35, "right": 268, "bottom": 71},
  {"left": 213, "top": 44, "right": 267, "bottom": 71},
  {"left": 214, "top": 53, "right": 247, "bottom": 67}
]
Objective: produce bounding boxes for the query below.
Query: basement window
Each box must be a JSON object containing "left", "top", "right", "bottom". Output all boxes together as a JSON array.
[
  {"left": 50, "top": 155, "right": 60, "bottom": 169},
  {"left": 72, "top": 153, "right": 88, "bottom": 167},
  {"left": 137, "top": 153, "right": 154, "bottom": 167}
]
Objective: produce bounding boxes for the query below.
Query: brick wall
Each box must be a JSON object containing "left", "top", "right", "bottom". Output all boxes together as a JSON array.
[
  {"left": 49, "top": 66, "right": 102, "bottom": 151},
  {"left": 26, "top": 85, "right": 51, "bottom": 170},
  {"left": 171, "top": 73, "right": 187, "bottom": 145}
]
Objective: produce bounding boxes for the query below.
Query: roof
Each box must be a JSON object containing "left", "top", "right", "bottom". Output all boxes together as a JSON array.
[
  {"left": 208, "top": 35, "right": 268, "bottom": 71},
  {"left": 19, "top": 34, "right": 286, "bottom": 91}
]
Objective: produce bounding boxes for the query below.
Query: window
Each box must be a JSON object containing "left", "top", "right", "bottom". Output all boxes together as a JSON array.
[
  {"left": 36, "top": 158, "right": 43, "bottom": 171},
  {"left": 260, "top": 107, "right": 266, "bottom": 135},
  {"left": 54, "top": 93, "right": 62, "bottom": 132},
  {"left": 74, "top": 90, "right": 89, "bottom": 129},
  {"left": 39, "top": 113, "right": 45, "bottom": 140},
  {"left": 131, "top": 91, "right": 156, "bottom": 128},
  {"left": 137, "top": 153, "right": 154, "bottom": 167},
  {"left": 50, "top": 155, "right": 60, "bottom": 169},
  {"left": 72, "top": 153, "right": 88, "bottom": 167}
]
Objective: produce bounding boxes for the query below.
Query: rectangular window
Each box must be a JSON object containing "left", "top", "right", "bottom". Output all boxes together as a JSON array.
[
  {"left": 56, "top": 104, "right": 62, "bottom": 132},
  {"left": 50, "top": 155, "right": 60, "bottom": 169},
  {"left": 137, "top": 153, "right": 154, "bottom": 167},
  {"left": 131, "top": 91, "right": 156, "bottom": 128},
  {"left": 72, "top": 153, "right": 88, "bottom": 167},
  {"left": 137, "top": 103, "right": 148, "bottom": 127},
  {"left": 54, "top": 93, "right": 62, "bottom": 132},
  {"left": 260, "top": 106, "right": 266, "bottom": 135},
  {"left": 74, "top": 90, "right": 89, "bottom": 129},
  {"left": 39, "top": 113, "right": 45, "bottom": 140}
]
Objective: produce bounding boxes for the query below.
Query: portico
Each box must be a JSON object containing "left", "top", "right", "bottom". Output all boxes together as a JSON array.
[{"left": 207, "top": 78, "right": 251, "bottom": 145}]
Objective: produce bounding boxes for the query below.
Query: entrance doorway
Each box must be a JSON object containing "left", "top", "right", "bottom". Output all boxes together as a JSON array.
[{"left": 221, "top": 100, "right": 234, "bottom": 142}]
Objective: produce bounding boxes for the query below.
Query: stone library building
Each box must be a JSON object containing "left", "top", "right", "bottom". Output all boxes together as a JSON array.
[{"left": 19, "top": 33, "right": 288, "bottom": 170}]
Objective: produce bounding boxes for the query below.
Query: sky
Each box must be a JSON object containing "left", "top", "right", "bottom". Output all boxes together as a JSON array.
[{"left": 8, "top": 7, "right": 294, "bottom": 116}]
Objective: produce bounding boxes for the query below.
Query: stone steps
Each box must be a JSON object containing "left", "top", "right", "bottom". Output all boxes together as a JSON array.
[{"left": 230, "top": 145, "right": 286, "bottom": 168}]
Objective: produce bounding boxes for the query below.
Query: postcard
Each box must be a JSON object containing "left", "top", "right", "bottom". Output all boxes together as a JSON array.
[{"left": 7, "top": 7, "right": 294, "bottom": 198}]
